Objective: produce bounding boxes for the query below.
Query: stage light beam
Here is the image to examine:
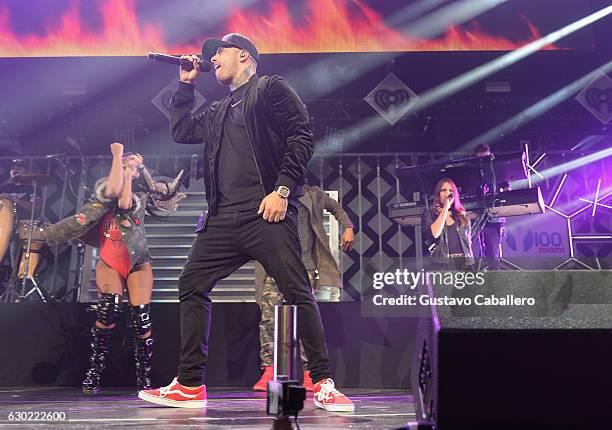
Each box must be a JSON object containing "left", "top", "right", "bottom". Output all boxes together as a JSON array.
[
  {"left": 466, "top": 59, "right": 612, "bottom": 151},
  {"left": 288, "top": 0, "right": 507, "bottom": 100},
  {"left": 512, "top": 147, "right": 612, "bottom": 189},
  {"left": 592, "top": 179, "right": 602, "bottom": 217},
  {"left": 315, "top": 4, "right": 612, "bottom": 154},
  {"left": 414, "top": 4, "right": 612, "bottom": 115},
  {"left": 550, "top": 173, "right": 568, "bottom": 207}
]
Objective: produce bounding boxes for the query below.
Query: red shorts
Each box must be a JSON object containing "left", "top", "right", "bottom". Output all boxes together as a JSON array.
[{"left": 99, "top": 212, "right": 131, "bottom": 279}]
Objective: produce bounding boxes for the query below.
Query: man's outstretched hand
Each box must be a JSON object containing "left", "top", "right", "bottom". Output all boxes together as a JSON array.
[{"left": 258, "top": 191, "right": 288, "bottom": 223}]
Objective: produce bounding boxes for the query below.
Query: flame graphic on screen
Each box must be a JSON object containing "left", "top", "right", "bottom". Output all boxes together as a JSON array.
[
  {"left": 0, "top": 0, "right": 556, "bottom": 57},
  {"left": 229, "top": 0, "right": 557, "bottom": 53},
  {"left": 0, "top": 0, "right": 191, "bottom": 57}
]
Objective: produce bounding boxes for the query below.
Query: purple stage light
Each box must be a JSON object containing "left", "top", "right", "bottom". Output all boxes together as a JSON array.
[{"left": 508, "top": 142, "right": 611, "bottom": 267}]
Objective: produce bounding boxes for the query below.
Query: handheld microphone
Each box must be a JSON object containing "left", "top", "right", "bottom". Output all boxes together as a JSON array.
[
  {"left": 447, "top": 192, "right": 454, "bottom": 201},
  {"left": 147, "top": 53, "right": 212, "bottom": 72}
]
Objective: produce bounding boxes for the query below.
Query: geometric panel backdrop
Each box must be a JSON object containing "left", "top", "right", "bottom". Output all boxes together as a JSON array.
[{"left": 2, "top": 149, "right": 610, "bottom": 302}]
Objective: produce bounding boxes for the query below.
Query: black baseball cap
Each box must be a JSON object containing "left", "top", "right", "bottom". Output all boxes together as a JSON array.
[{"left": 202, "top": 33, "right": 259, "bottom": 63}]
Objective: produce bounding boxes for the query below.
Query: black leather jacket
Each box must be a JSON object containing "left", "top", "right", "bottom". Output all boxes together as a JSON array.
[
  {"left": 170, "top": 74, "right": 313, "bottom": 214},
  {"left": 421, "top": 209, "right": 475, "bottom": 267}
]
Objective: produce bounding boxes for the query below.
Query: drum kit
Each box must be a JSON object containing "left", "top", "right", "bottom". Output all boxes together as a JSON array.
[{"left": 0, "top": 172, "right": 53, "bottom": 302}]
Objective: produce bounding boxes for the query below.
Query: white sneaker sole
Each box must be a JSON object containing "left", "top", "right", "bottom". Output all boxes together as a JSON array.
[
  {"left": 313, "top": 398, "right": 355, "bottom": 412},
  {"left": 138, "top": 391, "right": 207, "bottom": 408}
]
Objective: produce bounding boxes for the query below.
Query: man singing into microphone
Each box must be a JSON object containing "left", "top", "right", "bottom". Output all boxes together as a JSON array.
[{"left": 138, "top": 33, "right": 354, "bottom": 412}]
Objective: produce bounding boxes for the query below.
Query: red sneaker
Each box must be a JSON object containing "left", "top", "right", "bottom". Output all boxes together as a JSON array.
[
  {"left": 253, "top": 366, "right": 274, "bottom": 392},
  {"left": 303, "top": 370, "right": 314, "bottom": 392},
  {"left": 313, "top": 378, "right": 354, "bottom": 412},
  {"left": 138, "top": 377, "right": 206, "bottom": 408}
]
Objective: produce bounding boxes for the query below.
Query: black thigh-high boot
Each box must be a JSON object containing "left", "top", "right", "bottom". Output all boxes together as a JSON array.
[
  {"left": 82, "top": 293, "right": 121, "bottom": 394},
  {"left": 129, "top": 303, "right": 153, "bottom": 390}
]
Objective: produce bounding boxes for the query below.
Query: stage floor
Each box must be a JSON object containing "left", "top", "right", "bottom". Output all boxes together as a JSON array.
[{"left": 0, "top": 386, "right": 414, "bottom": 429}]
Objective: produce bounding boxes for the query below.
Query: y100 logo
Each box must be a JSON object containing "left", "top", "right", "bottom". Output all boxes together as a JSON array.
[{"left": 506, "top": 230, "right": 564, "bottom": 252}]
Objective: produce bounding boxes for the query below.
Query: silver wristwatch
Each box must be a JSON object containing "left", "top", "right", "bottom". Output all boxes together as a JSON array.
[{"left": 275, "top": 185, "right": 290, "bottom": 199}]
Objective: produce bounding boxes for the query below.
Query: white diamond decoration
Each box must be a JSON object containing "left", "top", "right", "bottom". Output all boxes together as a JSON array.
[
  {"left": 356, "top": 231, "right": 374, "bottom": 252},
  {"left": 575, "top": 73, "right": 612, "bottom": 125},
  {"left": 367, "top": 177, "right": 392, "bottom": 196},
  {"left": 151, "top": 79, "right": 207, "bottom": 119},
  {"left": 388, "top": 230, "right": 414, "bottom": 255},
  {"left": 368, "top": 251, "right": 395, "bottom": 273},
  {"left": 364, "top": 73, "right": 420, "bottom": 125},
  {"left": 348, "top": 196, "right": 373, "bottom": 217},
  {"left": 367, "top": 213, "right": 392, "bottom": 234}
]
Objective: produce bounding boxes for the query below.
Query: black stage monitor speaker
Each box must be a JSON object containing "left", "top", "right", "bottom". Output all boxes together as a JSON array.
[{"left": 409, "top": 270, "right": 612, "bottom": 429}]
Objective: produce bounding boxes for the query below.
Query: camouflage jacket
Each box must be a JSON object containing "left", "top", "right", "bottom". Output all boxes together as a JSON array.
[{"left": 45, "top": 178, "right": 151, "bottom": 268}]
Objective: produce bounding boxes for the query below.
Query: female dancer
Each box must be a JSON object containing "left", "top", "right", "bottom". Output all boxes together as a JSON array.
[
  {"left": 421, "top": 178, "right": 474, "bottom": 271},
  {"left": 44, "top": 142, "right": 184, "bottom": 393}
]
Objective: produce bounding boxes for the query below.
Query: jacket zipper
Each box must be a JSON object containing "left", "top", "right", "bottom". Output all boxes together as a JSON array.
[
  {"left": 243, "top": 112, "right": 267, "bottom": 198},
  {"left": 444, "top": 223, "right": 450, "bottom": 258},
  {"left": 209, "top": 104, "right": 228, "bottom": 212}
]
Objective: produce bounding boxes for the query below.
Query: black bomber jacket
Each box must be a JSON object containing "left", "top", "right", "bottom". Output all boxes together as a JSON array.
[{"left": 170, "top": 74, "right": 314, "bottom": 214}]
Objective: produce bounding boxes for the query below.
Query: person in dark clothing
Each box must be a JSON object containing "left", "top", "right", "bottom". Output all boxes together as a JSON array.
[
  {"left": 422, "top": 177, "right": 474, "bottom": 271},
  {"left": 138, "top": 33, "right": 354, "bottom": 412}
]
